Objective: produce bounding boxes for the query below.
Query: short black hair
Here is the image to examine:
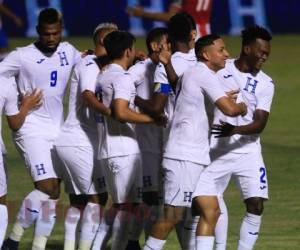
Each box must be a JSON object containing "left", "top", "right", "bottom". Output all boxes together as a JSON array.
[
  {"left": 168, "top": 12, "right": 195, "bottom": 43},
  {"left": 37, "top": 8, "right": 62, "bottom": 27},
  {"left": 104, "top": 31, "right": 136, "bottom": 60},
  {"left": 195, "top": 34, "right": 221, "bottom": 61},
  {"left": 146, "top": 27, "right": 168, "bottom": 54},
  {"left": 242, "top": 25, "right": 272, "bottom": 46}
]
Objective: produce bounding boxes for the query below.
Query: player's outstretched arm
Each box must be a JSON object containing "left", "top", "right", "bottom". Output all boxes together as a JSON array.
[
  {"left": 135, "top": 92, "right": 167, "bottom": 118},
  {"left": 126, "top": 6, "right": 174, "bottom": 22},
  {"left": 215, "top": 96, "right": 247, "bottom": 117},
  {"left": 0, "top": 4, "right": 22, "bottom": 27},
  {"left": 212, "top": 109, "right": 269, "bottom": 137},
  {"left": 82, "top": 90, "right": 111, "bottom": 116},
  {"left": 7, "top": 89, "right": 42, "bottom": 131},
  {"left": 114, "top": 98, "right": 154, "bottom": 124}
]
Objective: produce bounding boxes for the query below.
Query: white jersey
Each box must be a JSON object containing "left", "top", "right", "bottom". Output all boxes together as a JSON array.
[
  {"left": 55, "top": 55, "right": 101, "bottom": 147},
  {"left": 129, "top": 58, "right": 163, "bottom": 154},
  {"left": 0, "top": 77, "right": 19, "bottom": 155},
  {"left": 97, "top": 63, "right": 139, "bottom": 159},
  {"left": 164, "top": 62, "right": 226, "bottom": 165},
  {"left": 153, "top": 51, "right": 197, "bottom": 121},
  {"left": 210, "top": 59, "right": 274, "bottom": 154},
  {"left": 0, "top": 42, "right": 81, "bottom": 140}
]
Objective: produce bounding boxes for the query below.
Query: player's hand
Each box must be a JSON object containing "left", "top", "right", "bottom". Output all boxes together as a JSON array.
[
  {"left": 135, "top": 49, "right": 147, "bottom": 61},
  {"left": 154, "top": 114, "right": 168, "bottom": 127},
  {"left": 158, "top": 44, "right": 172, "bottom": 66},
  {"left": 22, "top": 89, "right": 43, "bottom": 110},
  {"left": 126, "top": 6, "right": 144, "bottom": 17},
  {"left": 238, "top": 102, "right": 247, "bottom": 116},
  {"left": 211, "top": 120, "right": 236, "bottom": 137},
  {"left": 226, "top": 89, "right": 239, "bottom": 102},
  {"left": 81, "top": 49, "right": 94, "bottom": 58}
]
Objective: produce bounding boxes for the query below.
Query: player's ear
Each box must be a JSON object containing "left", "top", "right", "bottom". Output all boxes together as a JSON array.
[
  {"left": 190, "top": 30, "right": 197, "bottom": 42},
  {"left": 202, "top": 49, "right": 210, "bottom": 61},
  {"left": 243, "top": 45, "right": 251, "bottom": 55},
  {"left": 150, "top": 42, "right": 159, "bottom": 53}
]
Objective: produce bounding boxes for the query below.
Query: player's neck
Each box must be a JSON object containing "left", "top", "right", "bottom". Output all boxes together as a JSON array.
[
  {"left": 112, "top": 59, "right": 129, "bottom": 70},
  {"left": 171, "top": 42, "right": 190, "bottom": 54},
  {"left": 234, "top": 58, "right": 259, "bottom": 76},
  {"left": 34, "top": 41, "right": 58, "bottom": 56}
]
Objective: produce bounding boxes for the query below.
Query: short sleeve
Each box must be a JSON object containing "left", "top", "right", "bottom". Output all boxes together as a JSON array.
[
  {"left": 153, "top": 64, "right": 171, "bottom": 95},
  {"left": 201, "top": 73, "right": 227, "bottom": 103},
  {"left": 0, "top": 49, "right": 21, "bottom": 78},
  {"left": 128, "top": 62, "right": 144, "bottom": 88},
  {"left": 256, "top": 82, "right": 274, "bottom": 113},
  {"left": 79, "top": 59, "right": 99, "bottom": 93},
  {"left": 113, "top": 73, "right": 135, "bottom": 101},
  {"left": 3, "top": 80, "right": 19, "bottom": 116}
]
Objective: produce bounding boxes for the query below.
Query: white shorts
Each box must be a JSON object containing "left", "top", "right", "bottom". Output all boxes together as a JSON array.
[
  {"left": 55, "top": 146, "right": 106, "bottom": 195},
  {"left": 101, "top": 154, "right": 142, "bottom": 204},
  {"left": 194, "top": 151, "right": 268, "bottom": 200},
  {"left": 0, "top": 154, "right": 7, "bottom": 197},
  {"left": 14, "top": 137, "right": 62, "bottom": 182},
  {"left": 162, "top": 158, "right": 206, "bottom": 207},
  {"left": 141, "top": 152, "right": 162, "bottom": 192}
]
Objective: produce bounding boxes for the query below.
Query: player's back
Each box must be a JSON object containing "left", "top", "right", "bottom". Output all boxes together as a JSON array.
[
  {"left": 129, "top": 59, "right": 163, "bottom": 154},
  {"left": 97, "top": 63, "right": 140, "bottom": 159},
  {"left": 55, "top": 55, "right": 100, "bottom": 148}
]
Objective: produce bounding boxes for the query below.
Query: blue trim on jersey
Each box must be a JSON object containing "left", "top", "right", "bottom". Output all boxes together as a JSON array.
[{"left": 154, "top": 83, "right": 171, "bottom": 95}]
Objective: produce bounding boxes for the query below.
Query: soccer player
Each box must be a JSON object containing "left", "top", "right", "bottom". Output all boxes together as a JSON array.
[
  {"left": 200, "top": 25, "right": 274, "bottom": 250},
  {"left": 96, "top": 30, "right": 164, "bottom": 250},
  {"left": 127, "top": 0, "right": 213, "bottom": 37},
  {"left": 0, "top": 8, "right": 81, "bottom": 250},
  {"left": 54, "top": 23, "right": 118, "bottom": 250},
  {"left": 127, "top": 27, "right": 169, "bottom": 248},
  {"left": 143, "top": 34, "right": 247, "bottom": 250},
  {"left": 0, "top": 78, "right": 42, "bottom": 248}
]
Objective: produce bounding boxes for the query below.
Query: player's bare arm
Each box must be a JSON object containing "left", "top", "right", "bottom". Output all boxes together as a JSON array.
[
  {"left": 114, "top": 98, "right": 154, "bottom": 124},
  {"left": 7, "top": 89, "right": 42, "bottom": 131},
  {"left": 215, "top": 96, "right": 247, "bottom": 117},
  {"left": 212, "top": 109, "right": 269, "bottom": 137},
  {"left": 135, "top": 92, "right": 167, "bottom": 118},
  {"left": 126, "top": 6, "right": 175, "bottom": 22},
  {"left": 82, "top": 90, "right": 111, "bottom": 116}
]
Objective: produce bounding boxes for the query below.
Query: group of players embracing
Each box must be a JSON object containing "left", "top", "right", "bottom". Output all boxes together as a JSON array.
[{"left": 0, "top": 7, "right": 274, "bottom": 250}]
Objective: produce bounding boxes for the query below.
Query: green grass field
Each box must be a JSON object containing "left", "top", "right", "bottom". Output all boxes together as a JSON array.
[{"left": 2, "top": 35, "right": 300, "bottom": 249}]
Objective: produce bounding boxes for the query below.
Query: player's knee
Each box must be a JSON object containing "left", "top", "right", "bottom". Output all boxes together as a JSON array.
[
  {"left": 35, "top": 180, "right": 60, "bottom": 199},
  {"left": 245, "top": 197, "right": 264, "bottom": 215}
]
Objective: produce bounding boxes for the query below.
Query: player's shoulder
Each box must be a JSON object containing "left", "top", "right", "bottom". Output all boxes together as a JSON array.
[
  {"left": 257, "top": 70, "right": 274, "bottom": 86},
  {"left": 58, "top": 41, "right": 80, "bottom": 54}
]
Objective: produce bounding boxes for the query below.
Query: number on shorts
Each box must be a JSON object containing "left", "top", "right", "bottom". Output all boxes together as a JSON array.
[
  {"left": 259, "top": 167, "right": 266, "bottom": 184},
  {"left": 50, "top": 70, "right": 58, "bottom": 87}
]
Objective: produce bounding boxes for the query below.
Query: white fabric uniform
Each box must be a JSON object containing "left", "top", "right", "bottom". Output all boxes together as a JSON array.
[
  {"left": 55, "top": 55, "right": 106, "bottom": 195},
  {"left": 194, "top": 59, "right": 274, "bottom": 200},
  {"left": 0, "top": 78, "right": 19, "bottom": 196},
  {"left": 129, "top": 59, "right": 163, "bottom": 192},
  {"left": 97, "top": 63, "right": 142, "bottom": 203},
  {"left": 153, "top": 51, "right": 197, "bottom": 128},
  {"left": 0, "top": 42, "right": 81, "bottom": 182},
  {"left": 163, "top": 62, "right": 226, "bottom": 206}
]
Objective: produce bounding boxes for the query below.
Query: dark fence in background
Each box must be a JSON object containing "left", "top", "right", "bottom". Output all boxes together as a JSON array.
[{"left": 3, "top": 0, "right": 299, "bottom": 37}]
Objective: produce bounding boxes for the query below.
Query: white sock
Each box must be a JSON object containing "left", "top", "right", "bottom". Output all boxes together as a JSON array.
[
  {"left": 0, "top": 204, "right": 8, "bottom": 247},
  {"left": 238, "top": 213, "right": 262, "bottom": 250},
  {"left": 196, "top": 236, "right": 214, "bottom": 250},
  {"left": 10, "top": 190, "right": 49, "bottom": 241},
  {"left": 78, "top": 203, "right": 101, "bottom": 250},
  {"left": 215, "top": 197, "right": 228, "bottom": 250},
  {"left": 64, "top": 206, "right": 81, "bottom": 250},
  {"left": 33, "top": 199, "right": 58, "bottom": 249},
  {"left": 143, "top": 236, "right": 166, "bottom": 250},
  {"left": 111, "top": 210, "right": 131, "bottom": 250},
  {"left": 91, "top": 206, "right": 115, "bottom": 250},
  {"left": 181, "top": 214, "right": 199, "bottom": 250}
]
